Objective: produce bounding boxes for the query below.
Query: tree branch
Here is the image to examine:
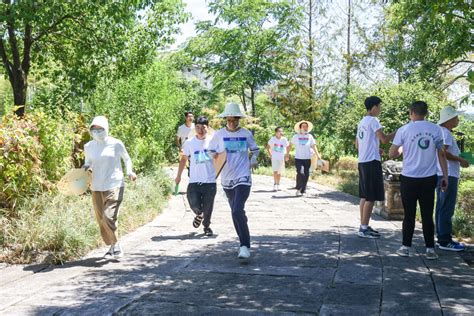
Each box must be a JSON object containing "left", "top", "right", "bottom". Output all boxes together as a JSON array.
[
  {"left": 32, "top": 14, "right": 75, "bottom": 42},
  {"left": 6, "top": 17, "right": 21, "bottom": 68},
  {"left": 0, "top": 39, "right": 13, "bottom": 82}
]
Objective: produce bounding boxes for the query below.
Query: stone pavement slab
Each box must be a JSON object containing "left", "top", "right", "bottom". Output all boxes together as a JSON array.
[{"left": 0, "top": 171, "right": 472, "bottom": 315}]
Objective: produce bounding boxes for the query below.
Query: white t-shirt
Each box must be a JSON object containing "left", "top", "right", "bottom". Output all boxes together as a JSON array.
[
  {"left": 177, "top": 123, "right": 195, "bottom": 147},
  {"left": 437, "top": 126, "right": 460, "bottom": 178},
  {"left": 84, "top": 136, "right": 133, "bottom": 191},
  {"left": 182, "top": 136, "right": 216, "bottom": 183},
  {"left": 393, "top": 120, "right": 444, "bottom": 178},
  {"left": 268, "top": 136, "right": 289, "bottom": 161},
  {"left": 291, "top": 133, "right": 316, "bottom": 160},
  {"left": 357, "top": 116, "right": 382, "bottom": 163},
  {"left": 209, "top": 127, "right": 259, "bottom": 189}
]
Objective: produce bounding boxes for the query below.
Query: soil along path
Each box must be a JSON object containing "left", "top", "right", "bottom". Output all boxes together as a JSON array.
[{"left": 0, "top": 170, "right": 473, "bottom": 315}]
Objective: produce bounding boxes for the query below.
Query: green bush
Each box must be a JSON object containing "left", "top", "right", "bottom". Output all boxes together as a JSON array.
[
  {"left": 0, "top": 111, "right": 82, "bottom": 212},
  {"left": 453, "top": 179, "right": 474, "bottom": 239}
]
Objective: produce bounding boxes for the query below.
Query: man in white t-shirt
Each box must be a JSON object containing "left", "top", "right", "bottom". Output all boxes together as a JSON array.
[
  {"left": 435, "top": 106, "right": 470, "bottom": 252},
  {"left": 266, "top": 126, "right": 290, "bottom": 191},
  {"left": 355, "top": 96, "right": 396, "bottom": 239},
  {"left": 208, "top": 102, "right": 259, "bottom": 260},
  {"left": 175, "top": 116, "right": 216, "bottom": 236},
  {"left": 176, "top": 111, "right": 195, "bottom": 148},
  {"left": 389, "top": 101, "right": 448, "bottom": 260}
]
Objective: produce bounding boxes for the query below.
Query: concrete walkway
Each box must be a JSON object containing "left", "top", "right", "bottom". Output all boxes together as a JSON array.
[{"left": 1, "top": 171, "right": 473, "bottom": 315}]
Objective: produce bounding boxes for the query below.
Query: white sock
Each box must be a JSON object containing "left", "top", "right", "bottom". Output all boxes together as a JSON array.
[
  {"left": 360, "top": 225, "right": 368, "bottom": 230},
  {"left": 426, "top": 247, "right": 435, "bottom": 253}
]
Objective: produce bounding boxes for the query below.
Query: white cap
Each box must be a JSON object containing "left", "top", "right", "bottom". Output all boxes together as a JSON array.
[{"left": 438, "top": 106, "right": 458, "bottom": 125}]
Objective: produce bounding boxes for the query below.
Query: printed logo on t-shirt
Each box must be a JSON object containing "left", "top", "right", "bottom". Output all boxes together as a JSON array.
[
  {"left": 410, "top": 132, "right": 437, "bottom": 150},
  {"left": 224, "top": 137, "right": 248, "bottom": 153},
  {"left": 417, "top": 137, "right": 430, "bottom": 150},
  {"left": 298, "top": 137, "right": 309, "bottom": 145},
  {"left": 193, "top": 149, "right": 212, "bottom": 164},
  {"left": 358, "top": 130, "right": 364, "bottom": 140},
  {"left": 273, "top": 144, "right": 284, "bottom": 153}
]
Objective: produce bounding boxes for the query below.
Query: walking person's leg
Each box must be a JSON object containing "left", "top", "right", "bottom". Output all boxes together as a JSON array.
[
  {"left": 300, "top": 159, "right": 311, "bottom": 193},
  {"left": 399, "top": 176, "right": 419, "bottom": 253},
  {"left": 226, "top": 185, "right": 251, "bottom": 248},
  {"left": 418, "top": 175, "right": 438, "bottom": 259},
  {"left": 295, "top": 159, "right": 303, "bottom": 190},
  {"left": 437, "top": 176, "right": 463, "bottom": 250},
  {"left": 99, "top": 187, "right": 125, "bottom": 257},
  {"left": 187, "top": 183, "right": 205, "bottom": 228},
  {"left": 201, "top": 183, "right": 217, "bottom": 234}
]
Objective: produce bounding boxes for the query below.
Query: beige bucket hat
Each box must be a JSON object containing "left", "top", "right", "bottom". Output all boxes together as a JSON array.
[
  {"left": 294, "top": 120, "right": 314, "bottom": 133},
  {"left": 217, "top": 102, "right": 246, "bottom": 118},
  {"left": 438, "top": 106, "right": 458, "bottom": 125},
  {"left": 57, "top": 168, "right": 91, "bottom": 196}
]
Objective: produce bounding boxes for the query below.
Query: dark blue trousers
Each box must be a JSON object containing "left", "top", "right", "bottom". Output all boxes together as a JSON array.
[{"left": 224, "top": 185, "right": 251, "bottom": 248}]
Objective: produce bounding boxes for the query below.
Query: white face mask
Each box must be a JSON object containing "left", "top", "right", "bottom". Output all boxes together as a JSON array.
[{"left": 91, "top": 130, "right": 107, "bottom": 142}]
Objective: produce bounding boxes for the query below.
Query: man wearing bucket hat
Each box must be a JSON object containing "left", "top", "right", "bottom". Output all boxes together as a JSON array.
[
  {"left": 435, "top": 106, "right": 469, "bottom": 252},
  {"left": 289, "top": 120, "right": 321, "bottom": 196},
  {"left": 209, "top": 102, "right": 259, "bottom": 259},
  {"left": 175, "top": 116, "right": 216, "bottom": 237},
  {"left": 389, "top": 101, "right": 448, "bottom": 260},
  {"left": 355, "top": 96, "right": 396, "bottom": 239},
  {"left": 83, "top": 116, "right": 137, "bottom": 259}
]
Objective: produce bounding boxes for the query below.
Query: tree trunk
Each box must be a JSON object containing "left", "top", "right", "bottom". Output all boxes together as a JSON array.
[
  {"left": 12, "top": 72, "right": 27, "bottom": 117},
  {"left": 346, "top": 0, "right": 352, "bottom": 87},
  {"left": 308, "top": 0, "right": 313, "bottom": 104},
  {"left": 240, "top": 87, "right": 248, "bottom": 113},
  {"left": 250, "top": 85, "right": 256, "bottom": 117}
]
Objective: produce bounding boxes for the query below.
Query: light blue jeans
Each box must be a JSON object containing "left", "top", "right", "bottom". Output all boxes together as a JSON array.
[{"left": 435, "top": 176, "right": 459, "bottom": 245}]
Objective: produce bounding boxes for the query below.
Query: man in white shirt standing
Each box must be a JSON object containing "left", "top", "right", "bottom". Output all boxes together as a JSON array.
[
  {"left": 84, "top": 116, "right": 137, "bottom": 259},
  {"left": 355, "top": 96, "right": 396, "bottom": 239},
  {"left": 266, "top": 126, "right": 290, "bottom": 191},
  {"left": 175, "top": 116, "right": 216, "bottom": 236},
  {"left": 435, "top": 106, "right": 469, "bottom": 251},
  {"left": 389, "top": 101, "right": 448, "bottom": 260},
  {"left": 209, "top": 102, "right": 259, "bottom": 260},
  {"left": 176, "top": 111, "right": 195, "bottom": 148}
]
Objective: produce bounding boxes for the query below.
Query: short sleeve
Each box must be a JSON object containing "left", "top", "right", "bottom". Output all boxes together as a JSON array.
[
  {"left": 393, "top": 128, "right": 403, "bottom": 146},
  {"left": 435, "top": 126, "right": 444, "bottom": 150},
  {"left": 442, "top": 128, "right": 453, "bottom": 147},
  {"left": 209, "top": 131, "right": 224, "bottom": 153},
  {"left": 176, "top": 126, "right": 181, "bottom": 137},
  {"left": 247, "top": 130, "right": 259, "bottom": 152},
  {"left": 182, "top": 140, "right": 191, "bottom": 156},
  {"left": 268, "top": 137, "right": 274, "bottom": 146},
  {"left": 372, "top": 118, "right": 382, "bottom": 133},
  {"left": 284, "top": 138, "right": 289, "bottom": 147},
  {"left": 310, "top": 135, "right": 316, "bottom": 146}
]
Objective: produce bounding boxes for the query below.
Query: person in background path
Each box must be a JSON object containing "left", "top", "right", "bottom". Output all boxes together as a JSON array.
[
  {"left": 83, "top": 116, "right": 137, "bottom": 259},
  {"left": 209, "top": 102, "right": 259, "bottom": 259},
  {"left": 289, "top": 120, "right": 321, "bottom": 197},
  {"left": 355, "top": 96, "right": 396, "bottom": 239},
  {"left": 389, "top": 101, "right": 448, "bottom": 260},
  {"left": 175, "top": 116, "right": 216, "bottom": 237},
  {"left": 176, "top": 111, "right": 195, "bottom": 148},
  {"left": 435, "top": 106, "right": 469, "bottom": 252},
  {"left": 266, "top": 127, "right": 290, "bottom": 191}
]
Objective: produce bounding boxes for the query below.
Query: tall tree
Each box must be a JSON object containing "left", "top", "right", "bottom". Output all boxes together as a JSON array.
[
  {"left": 187, "top": 0, "right": 302, "bottom": 117},
  {"left": 384, "top": 0, "right": 473, "bottom": 92},
  {"left": 0, "top": 0, "right": 187, "bottom": 117}
]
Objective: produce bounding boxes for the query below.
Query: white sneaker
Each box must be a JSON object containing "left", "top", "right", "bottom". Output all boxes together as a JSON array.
[
  {"left": 273, "top": 184, "right": 277, "bottom": 192},
  {"left": 113, "top": 243, "right": 124, "bottom": 258},
  {"left": 238, "top": 246, "right": 251, "bottom": 259},
  {"left": 104, "top": 245, "right": 114, "bottom": 258},
  {"left": 295, "top": 190, "right": 302, "bottom": 196},
  {"left": 276, "top": 184, "right": 281, "bottom": 191}
]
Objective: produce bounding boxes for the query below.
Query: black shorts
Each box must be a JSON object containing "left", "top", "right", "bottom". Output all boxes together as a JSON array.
[{"left": 358, "top": 160, "right": 384, "bottom": 202}]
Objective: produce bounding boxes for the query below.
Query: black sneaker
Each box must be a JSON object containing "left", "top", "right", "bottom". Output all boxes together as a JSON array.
[{"left": 204, "top": 227, "right": 213, "bottom": 237}]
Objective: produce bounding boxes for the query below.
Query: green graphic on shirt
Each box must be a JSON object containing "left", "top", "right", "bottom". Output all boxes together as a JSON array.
[
  {"left": 358, "top": 130, "right": 364, "bottom": 139},
  {"left": 417, "top": 137, "right": 430, "bottom": 150}
]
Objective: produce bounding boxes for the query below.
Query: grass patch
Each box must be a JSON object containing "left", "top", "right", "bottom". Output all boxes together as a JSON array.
[{"left": 0, "top": 169, "right": 171, "bottom": 264}]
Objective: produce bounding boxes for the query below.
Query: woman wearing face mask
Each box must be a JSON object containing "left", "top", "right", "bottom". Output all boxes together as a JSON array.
[
  {"left": 83, "top": 116, "right": 137, "bottom": 259},
  {"left": 289, "top": 120, "right": 320, "bottom": 196}
]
